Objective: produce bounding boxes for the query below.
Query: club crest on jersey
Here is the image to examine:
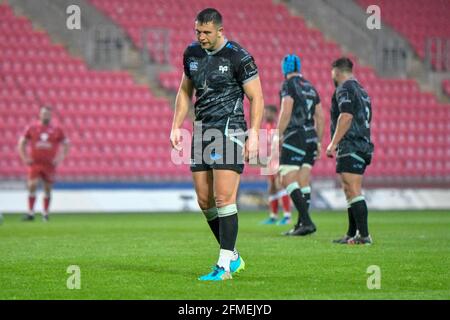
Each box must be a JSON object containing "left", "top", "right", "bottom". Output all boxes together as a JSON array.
[
  {"left": 40, "top": 133, "right": 49, "bottom": 141},
  {"left": 219, "top": 65, "right": 228, "bottom": 73},
  {"left": 189, "top": 61, "right": 198, "bottom": 72}
]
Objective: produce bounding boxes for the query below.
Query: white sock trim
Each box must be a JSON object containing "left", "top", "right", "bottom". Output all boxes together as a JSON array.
[
  {"left": 217, "top": 204, "right": 238, "bottom": 218},
  {"left": 286, "top": 182, "right": 300, "bottom": 195},
  {"left": 300, "top": 186, "right": 311, "bottom": 194},
  {"left": 349, "top": 195, "right": 365, "bottom": 205},
  {"left": 217, "top": 249, "right": 234, "bottom": 272}
]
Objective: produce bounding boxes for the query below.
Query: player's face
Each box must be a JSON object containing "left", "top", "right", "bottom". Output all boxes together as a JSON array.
[
  {"left": 40, "top": 108, "right": 52, "bottom": 125},
  {"left": 195, "top": 21, "right": 223, "bottom": 51}
]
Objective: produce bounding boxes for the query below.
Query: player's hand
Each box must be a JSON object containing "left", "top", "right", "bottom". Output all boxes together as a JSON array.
[
  {"left": 326, "top": 142, "right": 337, "bottom": 158},
  {"left": 53, "top": 158, "right": 62, "bottom": 166},
  {"left": 23, "top": 158, "right": 33, "bottom": 166},
  {"left": 170, "top": 128, "right": 183, "bottom": 151},
  {"left": 245, "top": 129, "right": 259, "bottom": 164}
]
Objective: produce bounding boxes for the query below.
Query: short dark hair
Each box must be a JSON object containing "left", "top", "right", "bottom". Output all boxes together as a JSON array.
[
  {"left": 332, "top": 57, "right": 353, "bottom": 72},
  {"left": 196, "top": 8, "right": 222, "bottom": 27},
  {"left": 265, "top": 105, "right": 278, "bottom": 114}
]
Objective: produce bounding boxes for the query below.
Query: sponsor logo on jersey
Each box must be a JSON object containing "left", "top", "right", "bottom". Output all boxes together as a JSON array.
[
  {"left": 219, "top": 65, "right": 228, "bottom": 73},
  {"left": 36, "top": 132, "right": 53, "bottom": 149},
  {"left": 290, "top": 156, "right": 304, "bottom": 162},
  {"left": 244, "top": 61, "right": 257, "bottom": 76},
  {"left": 40, "top": 133, "right": 49, "bottom": 141},
  {"left": 189, "top": 61, "right": 198, "bottom": 72}
]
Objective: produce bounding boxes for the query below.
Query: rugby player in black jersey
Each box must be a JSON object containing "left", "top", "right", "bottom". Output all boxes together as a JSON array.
[
  {"left": 170, "top": 8, "right": 264, "bottom": 280},
  {"left": 326, "top": 57, "right": 374, "bottom": 245},
  {"left": 273, "top": 54, "right": 324, "bottom": 236}
]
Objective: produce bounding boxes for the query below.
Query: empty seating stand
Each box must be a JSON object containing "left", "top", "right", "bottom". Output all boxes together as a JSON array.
[
  {"left": 90, "top": 0, "right": 450, "bottom": 181},
  {"left": 356, "top": 0, "right": 450, "bottom": 71},
  {"left": 0, "top": 3, "right": 190, "bottom": 181},
  {"left": 1, "top": 1, "right": 449, "bottom": 182}
]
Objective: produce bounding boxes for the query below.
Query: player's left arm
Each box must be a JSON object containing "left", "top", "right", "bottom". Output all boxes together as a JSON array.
[
  {"left": 243, "top": 76, "right": 264, "bottom": 163},
  {"left": 54, "top": 138, "right": 70, "bottom": 166},
  {"left": 313, "top": 102, "right": 325, "bottom": 159}
]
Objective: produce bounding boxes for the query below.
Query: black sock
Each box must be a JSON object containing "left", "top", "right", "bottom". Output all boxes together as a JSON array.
[
  {"left": 290, "top": 189, "right": 313, "bottom": 226},
  {"left": 304, "top": 192, "right": 311, "bottom": 212},
  {"left": 207, "top": 217, "right": 220, "bottom": 244},
  {"left": 351, "top": 200, "right": 369, "bottom": 237},
  {"left": 346, "top": 207, "right": 357, "bottom": 237},
  {"left": 219, "top": 214, "right": 238, "bottom": 251}
]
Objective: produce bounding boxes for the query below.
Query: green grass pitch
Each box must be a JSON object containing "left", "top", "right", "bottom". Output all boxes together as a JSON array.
[{"left": 0, "top": 211, "right": 449, "bottom": 300}]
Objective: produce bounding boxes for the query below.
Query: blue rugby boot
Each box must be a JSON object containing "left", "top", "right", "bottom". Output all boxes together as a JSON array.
[
  {"left": 230, "top": 255, "right": 245, "bottom": 274},
  {"left": 198, "top": 265, "right": 232, "bottom": 281}
]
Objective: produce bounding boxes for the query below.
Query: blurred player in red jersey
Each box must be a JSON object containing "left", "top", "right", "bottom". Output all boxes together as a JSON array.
[
  {"left": 260, "top": 105, "right": 292, "bottom": 225},
  {"left": 18, "top": 106, "right": 70, "bottom": 221}
]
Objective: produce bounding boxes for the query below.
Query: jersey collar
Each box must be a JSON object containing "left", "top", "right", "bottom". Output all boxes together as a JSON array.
[
  {"left": 204, "top": 37, "right": 228, "bottom": 56},
  {"left": 342, "top": 76, "right": 358, "bottom": 86}
]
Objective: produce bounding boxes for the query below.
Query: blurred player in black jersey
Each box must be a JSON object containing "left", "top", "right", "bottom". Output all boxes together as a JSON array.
[
  {"left": 170, "top": 8, "right": 263, "bottom": 280},
  {"left": 326, "top": 57, "right": 374, "bottom": 245},
  {"left": 272, "top": 54, "right": 324, "bottom": 236}
]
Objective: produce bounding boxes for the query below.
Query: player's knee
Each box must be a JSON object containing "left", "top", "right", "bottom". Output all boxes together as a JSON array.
[
  {"left": 279, "top": 165, "right": 299, "bottom": 188},
  {"left": 346, "top": 186, "right": 361, "bottom": 200},
  {"left": 28, "top": 183, "right": 37, "bottom": 193},
  {"left": 214, "top": 195, "right": 235, "bottom": 208},
  {"left": 341, "top": 183, "right": 352, "bottom": 199},
  {"left": 197, "top": 198, "right": 211, "bottom": 211},
  {"left": 280, "top": 175, "right": 295, "bottom": 189},
  {"left": 299, "top": 176, "right": 310, "bottom": 188}
]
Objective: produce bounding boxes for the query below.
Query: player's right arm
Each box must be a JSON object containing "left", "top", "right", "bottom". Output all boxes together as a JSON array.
[
  {"left": 170, "top": 73, "right": 194, "bottom": 151},
  {"left": 326, "top": 86, "right": 354, "bottom": 158},
  {"left": 277, "top": 96, "right": 293, "bottom": 138},
  {"left": 18, "top": 135, "right": 32, "bottom": 165},
  {"left": 313, "top": 102, "right": 324, "bottom": 159}
]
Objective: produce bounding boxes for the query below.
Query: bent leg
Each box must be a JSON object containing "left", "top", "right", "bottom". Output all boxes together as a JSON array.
[
  {"left": 280, "top": 166, "right": 314, "bottom": 228},
  {"left": 42, "top": 180, "right": 53, "bottom": 217},
  {"left": 340, "top": 172, "right": 369, "bottom": 237},
  {"left": 192, "top": 170, "right": 220, "bottom": 244},
  {"left": 27, "top": 178, "right": 38, "bottom": 216}
]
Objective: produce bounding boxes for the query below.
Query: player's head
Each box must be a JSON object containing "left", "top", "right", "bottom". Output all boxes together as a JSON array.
[
  {"left": 40, "top": 106, "right": 52, "bottom": 125},
  {"left": 264, "top": 105, "right": 278, "bottom": 123},
  {"left": 195, "top": 8, "right": 223, "bottom": 51},
  {"left": 331, "top": 57, "right": 353, "bottom": 87},
  {"left": 282, "top": 54, "right": 301, "bottom": 77}
]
